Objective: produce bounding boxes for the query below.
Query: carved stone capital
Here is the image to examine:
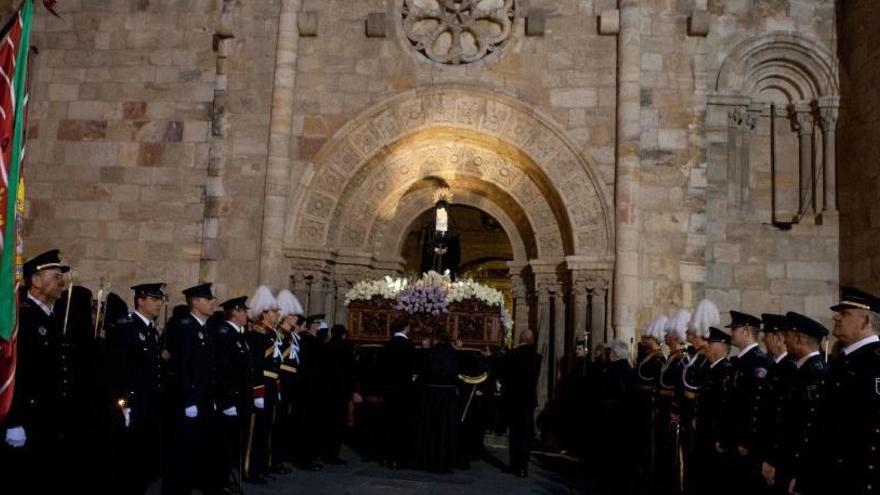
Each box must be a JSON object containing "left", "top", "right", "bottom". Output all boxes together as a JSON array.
[
  {"left": 789, "top": 103, "right": 814, "bottom": 136},
  {"left": 817, "top": 105, "right": 838, "bottom": 133}
]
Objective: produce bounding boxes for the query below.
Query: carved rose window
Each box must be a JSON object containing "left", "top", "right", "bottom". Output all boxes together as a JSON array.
[{"left": 402, "top": 0, "right": 516, "bottom": 65}]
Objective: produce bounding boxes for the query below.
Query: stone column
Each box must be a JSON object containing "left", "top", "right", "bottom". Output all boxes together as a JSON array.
[
  {"left": 258, "top": 0, "right": 302, "bottom": 287},
  {"left": 817, "top": 97, "right": 839, "bottom": 213},
  {"left": 589, "top": 287, "right": 608, "bottom": 351},
  {"left": 509, "top": 271, "right": 530, "bottom": 342},
  {"left": 791, "top": 102, "right": 815, "bottom": 217},
  {"left": 571, "top": 278, "right": 589, "bottom": 350},
  {"left": 533, "top": 275, "right": 555, "bottom": 408},
  {"left": 612, "top": 0, "right": 641, "bottom": 345}
]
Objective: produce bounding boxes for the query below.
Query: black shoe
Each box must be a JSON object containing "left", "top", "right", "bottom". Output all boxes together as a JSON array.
[
  {"left": 270, "top": 464, "right": 293, "bottom": 474},
  {"left": 242, "top": 474, "right": 267, "bottom": 485}
]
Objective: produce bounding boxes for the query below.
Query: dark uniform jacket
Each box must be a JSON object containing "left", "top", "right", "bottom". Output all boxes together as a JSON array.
[
  {"left": 6, "top": 296, "right": 68, "bottom": 438},
  {"left": 499, "top": 344, "right": 541, "bottom": 411},
  {"left": 246, "top": 324, "right": 282, "bottom": 406},
  {"left": 699, "top": 357, "right": 733, "bottom": 451},
  {"left": 657, "top": 348, "right": 689, "bottom": 411},
  {"left": 764, "top": 353, "right": 798, "bottom": 467},
  {"left": 779, "top": 353, "right": 827, "bottom": 493},
  {"left": 827, "top": 338, "right": 880, "bottom": 495},
  {"left": 677, "top": 353, "right": 708, "bottom": 422},
  {"left": 729, "top": 344, "right": 772, "bottom": 455},
  {"left": 636, "top": 350, "right": 666, "bottom": 397},
  {"left": 164, "top": 312, "right": 214, "bottom": 412},
  {"left": 106, "top": 312, "right": 163, "bottom": 425},
  {"left": 382, "top": 334, "right": 417, "bottom": 398},
  {"left": 212, "top": 321, "right": 254, "bottom": 413}
]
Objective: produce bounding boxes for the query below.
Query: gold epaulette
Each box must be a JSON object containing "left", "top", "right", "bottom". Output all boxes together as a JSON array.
[{"left": 458, "top": 372, "right": 489, "bottom": 385}]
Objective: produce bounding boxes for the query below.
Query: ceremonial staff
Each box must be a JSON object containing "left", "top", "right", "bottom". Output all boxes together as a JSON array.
[
  {"left": 458, "top": 371, "right": 489, "bottom": 422},
  {"left": 61, "top": 271, "right": 75, "bottom": 336},
  {"left": 93, "top": 278, "right": 104, "bottom": 339}
]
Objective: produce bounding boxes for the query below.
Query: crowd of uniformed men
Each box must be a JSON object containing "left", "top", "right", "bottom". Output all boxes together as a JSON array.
[
  {"left": 0, "top": 248, "right": 543, "bottom": 495},
  {"left": 571, "top": 290, "right": 880, "bottom": 495},
  {"left": 3, "top": 248, "right": 880, "bottom": 495}
]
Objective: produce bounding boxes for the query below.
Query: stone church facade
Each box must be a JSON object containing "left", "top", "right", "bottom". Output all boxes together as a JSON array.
[{"left": 10, "top": 0, "right": 880, "bottom": 385}]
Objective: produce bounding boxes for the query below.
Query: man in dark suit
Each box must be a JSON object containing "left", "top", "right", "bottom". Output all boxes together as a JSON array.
[
  {"left": 212, "top": 296, "right": 254, "bottom": 492},
  {"left": 2, "top": 249, "right": 70, "bottom": 493},
  {"left": 727, "top": 311, "right": 773, "bottom": 491},
  {"left": 700, "top": 327, "right": 734, "bottom": 495},
  {"left": 162, "top": 283, "right": 216, "bottom": 495},
  {"left": 759, "top": 312, "right": 798, "bottom": 492},
  {"left": 499, "top": 329, "right": 541, "bottom": 478},
  {"left": 827, "top": 286, "right": 880, "bottom": 495},
  {"left": 764, "top": 312, "right": 828, "bottom": 495},
  {"left": 380, "top": 315, "right": 416, "bottom": 470},
  {"left": 320, "top": 324, "right": 356, "bottom": 464},
  {"left": 294, "top": 314, "right": 326, "bottom": 471},
  {"left": 106, "top": 283, "right": 167, "bottom": 494}
]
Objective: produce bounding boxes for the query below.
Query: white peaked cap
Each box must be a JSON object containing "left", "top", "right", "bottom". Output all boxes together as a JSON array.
[
  {"left": 248, "top": 285, "right": 279, "bottom": 321},
  {"left": 277, "top": 289, "right": 304, "bottom": 318},
  {"left": 665, "top": 309, "right": 690, "bottom": 343},
  {"left": 644, "top": 315, "right": 668, "bottom": 341},
  {"left": 688, "top": 299, "right": 720, "bottom": 338}
]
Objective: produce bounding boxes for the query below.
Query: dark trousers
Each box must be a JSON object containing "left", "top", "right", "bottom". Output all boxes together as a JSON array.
[
  {"left": 385, "top": 392, "right": 412, "bottom": 464},
  {"left": 507, "top": 406, "right": 534, "bottom": 473},
  {"left": 162, "top": 412, "right": 220, "bottom": 495},
  {"left": 321, "top": 397, "right": 349, "bottom": 461},
  {"left": 118, "top": 414, "right": 162, "bottom": 494},
  {"left": 244, "top": 408, "right": 271, "bottom": 478}
]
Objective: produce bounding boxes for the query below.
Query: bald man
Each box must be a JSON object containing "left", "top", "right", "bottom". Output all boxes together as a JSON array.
[{"left": 500, "top": 330, "right": 542, "bottom": 477}]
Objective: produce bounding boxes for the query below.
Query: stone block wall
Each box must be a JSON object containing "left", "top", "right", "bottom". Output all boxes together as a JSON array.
[
  {"left": 20, "top": 0, "right": 278, "bottom": 306},
  {"left": 637, "top": 0, "right": 839, "bottom": 327},
  {"left": 839, "top": 0, "right": 880, "bottom": 295}
]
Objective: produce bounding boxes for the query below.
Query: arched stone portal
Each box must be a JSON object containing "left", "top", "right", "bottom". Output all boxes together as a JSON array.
[{"left": 275, "top": 86, "right": 615, "bottom": 404}]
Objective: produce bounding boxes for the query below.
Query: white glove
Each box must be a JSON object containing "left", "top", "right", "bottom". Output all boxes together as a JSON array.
[
  {"left": 123, "top": 408, "right": 131, "bottom": 428},
  {"left": 254, "top": 397, "right": 265, "bottom": 410},
  {"left": 5, "top": 426, "right": 25, "bottom": 448},
  {"left": 185, "top": 405, "right": 198, "bottom": 418},
  {"left": 222, "top": 406, "right": 238, "bottom": 417}
]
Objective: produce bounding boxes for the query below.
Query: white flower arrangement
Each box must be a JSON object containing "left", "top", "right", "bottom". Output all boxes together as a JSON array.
[
  {"left": 344, "top": 276, "right": 409, "bottom": 306},
  {"left": 448, "top": 278, "right": 505, "bottom": 308}
]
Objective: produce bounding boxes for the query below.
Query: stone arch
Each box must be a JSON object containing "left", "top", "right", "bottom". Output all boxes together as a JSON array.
[
  {"left": 715, "top": 32, "right": 838, "bottom": 99},
  {"left": 373, "top": 187, "right": 532, "bottom": 268},
  {"left": 285, "top": 85, "right": 614, "bottom": 263},
  {"left": 327, "top": 130, "right": 561, "bottom": 262}
]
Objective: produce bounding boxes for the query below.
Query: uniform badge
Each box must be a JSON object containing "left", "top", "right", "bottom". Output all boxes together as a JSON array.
[
  {"left": 198, "top": 331, "right": 204, "bottom": 340},
  {"left": 138, "top": 333, "right": 146, "bottom": 342},
  {"left": 754, "top": 367, "right": 768, "bottom": 380},
  {"left": 807, "top": 385, "right": 819, "bottom": 401},
  {"left": 37, "top": 326, "right": 47, "bottom": 336}
]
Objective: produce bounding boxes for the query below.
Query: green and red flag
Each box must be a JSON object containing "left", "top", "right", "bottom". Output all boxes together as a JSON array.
[{"left": 0, "top": 0, "right": 35, "bottom": 423}]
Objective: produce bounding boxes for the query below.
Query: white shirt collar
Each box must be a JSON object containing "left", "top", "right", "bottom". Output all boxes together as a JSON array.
[
  {"left": 773, "top": 351, "right": 788, "bottom": 364},
  {"left": 190, "top": 312, "right": 206, "bottom": 327},
  {"left": 393, "top": 331, "right": 409, "bottom": 340},
  {"left": 843, "top": 334, "right": 880, "bottom": 355},
  {"left": 226, "top": 320, "right": 243, "bottom": 334},
  {"left": 134, "top": 311, "right": 153, "bottom": 328},
  {"left": 796, "top": 351, "right": 821, "bottom": 369},
  {"left": 737, "top": 342, "right": 759, "bottom": 358},
  {"left": 27, "top": 293, "right": 53, "bottom": 317},
  {"left": 710, "top": 356, "right": 726, "bottom": 368}
]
